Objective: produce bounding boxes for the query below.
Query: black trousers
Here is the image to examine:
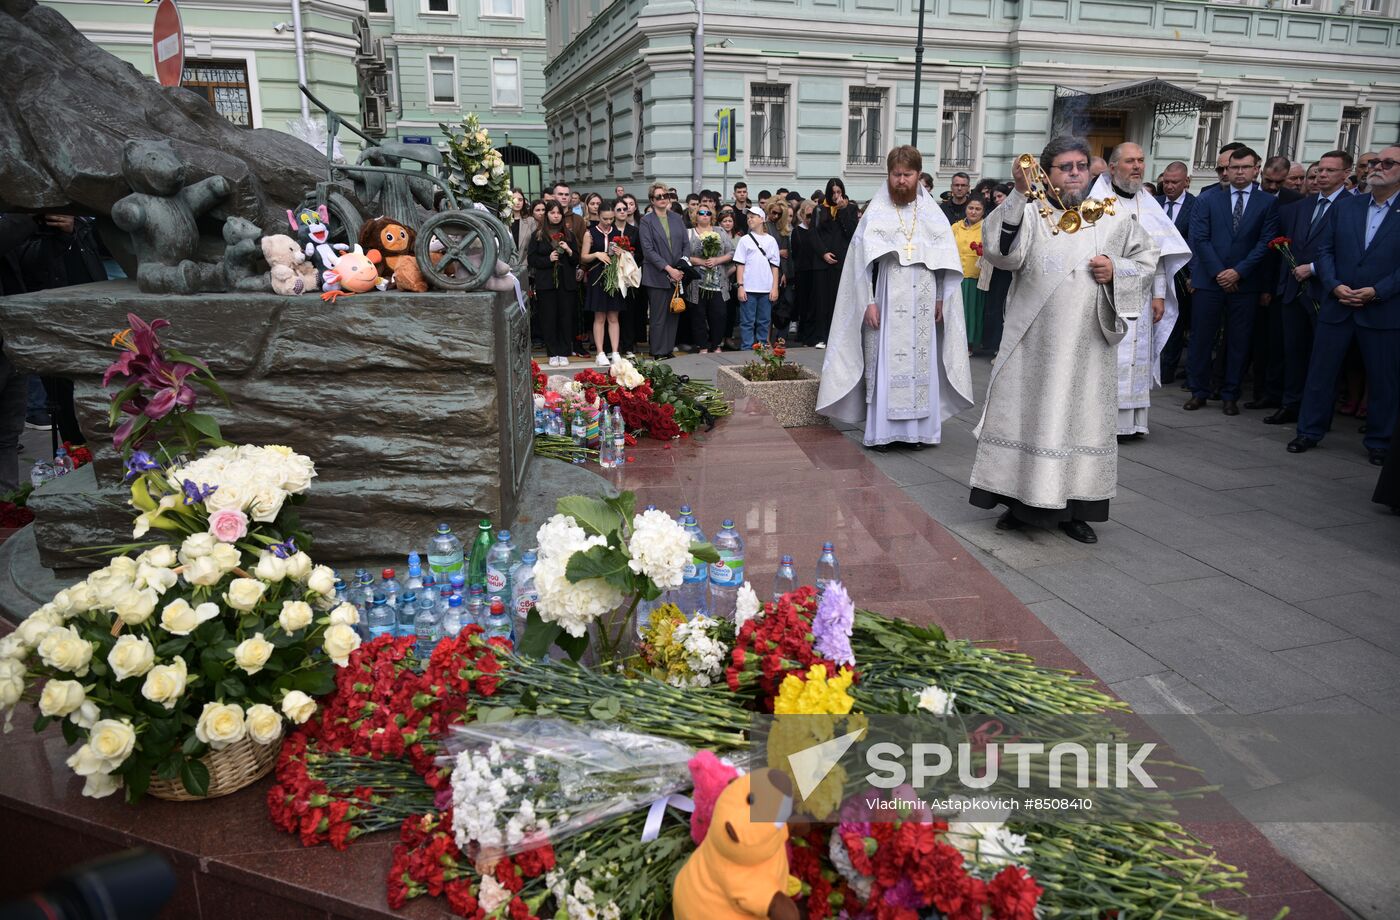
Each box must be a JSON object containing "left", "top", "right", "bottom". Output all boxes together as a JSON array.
[
  {"left": 689, "top": 291, "right": 728, "bottom": 351},
  {"left": 536, "top": 288, "right": 574, "bottom": 358},
  {"left": 806, "top": 265, "right": 841, "bottom": 345}
]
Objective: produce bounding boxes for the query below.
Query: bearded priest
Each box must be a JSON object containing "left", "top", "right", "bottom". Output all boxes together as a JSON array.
[
  {"left": 968, "top": 136, "right": 1161, "bottom": 544},
  {"left": 1090, "top": 142, "right": 1192, "bottom": 438},
  {"left": 817, "top": 145, "right": 974, "bottom": 451}
]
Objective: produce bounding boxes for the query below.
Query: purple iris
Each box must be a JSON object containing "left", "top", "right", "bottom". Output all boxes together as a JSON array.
[
  {"left": 181, "top": 479, "right": 218, "bottom": 506},
  {"left": 270, "top": 537, "right": 298, "bottom": 559},
  {"left": 123, "top": 450, "right": 162, "bottom": 482}
]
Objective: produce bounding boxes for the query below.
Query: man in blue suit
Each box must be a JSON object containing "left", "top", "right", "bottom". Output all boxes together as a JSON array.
[
  {"left": 1289, "top": 146, "right": 1400, "bottom": 466},
  {"left": 1186, "top": 146, "right": 1281, "bottom": 415},
  {"left": 1265, "top": 150, "right": 1354, "bottom": 426},
  {"left": 1156, "top": 162, "right": 1196, "bottom": 384}
]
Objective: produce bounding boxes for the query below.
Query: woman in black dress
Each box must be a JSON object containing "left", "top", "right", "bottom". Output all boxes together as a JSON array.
[
  {"left": 527, "top": 200, "right": 578, "bottom": 367},
  {"left": 581, "top": 198, "right": 637, "bottom": 365},
  {"left": 808, "top": 178, "right": 859, "bottom": 347},
  {"left": 790, "top": 199, "right": 819, "bottom": 345}
]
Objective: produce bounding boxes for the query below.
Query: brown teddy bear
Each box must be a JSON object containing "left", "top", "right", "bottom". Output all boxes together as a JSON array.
[
  {"left": 359, "top": 216, "right": 428, "bottom": 292},
  {"left": 260, "top": 233, "right": 319, "bottom": 295}
]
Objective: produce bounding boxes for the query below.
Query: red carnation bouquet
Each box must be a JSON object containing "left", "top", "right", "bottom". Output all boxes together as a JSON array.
[{"left": 1269, "top": 236, "right": 1319, "bottom": 312}]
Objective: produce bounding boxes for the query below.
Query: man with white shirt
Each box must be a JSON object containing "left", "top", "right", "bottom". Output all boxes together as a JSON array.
[
  {"left": 1156, "top": 162, "right": 1196, "bottom": 385},
  {"left": 1266, "top": 150, "right": 1353, "bottom": 426}
]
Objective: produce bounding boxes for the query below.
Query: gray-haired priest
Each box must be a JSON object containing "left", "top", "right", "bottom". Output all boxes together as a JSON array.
[{"left": 968, "top": 136, "right": 1161, "bottom": 544}]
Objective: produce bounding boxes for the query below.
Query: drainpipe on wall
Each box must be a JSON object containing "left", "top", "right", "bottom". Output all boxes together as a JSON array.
[
  {"left": 692, "top": 0, "right": 704, "bottom": 193},
  {"left": 292, "top": 0, "right": 310, "bottom": 119}
]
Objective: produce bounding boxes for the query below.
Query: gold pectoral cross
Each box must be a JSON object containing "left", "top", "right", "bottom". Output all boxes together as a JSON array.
[{"left": 904, "top": 241, "right": 915, "bottom": 259}]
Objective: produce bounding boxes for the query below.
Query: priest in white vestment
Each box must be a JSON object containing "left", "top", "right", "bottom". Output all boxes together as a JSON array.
[
  {"left": 1091, "top": 143, "right": 1192, "bottom": 437},
  {"left": 968, "top": 136, "right": 1160, "bottom": 544},
  {"left": 817, "top": 145, "right": 974, "bottom": 449}
]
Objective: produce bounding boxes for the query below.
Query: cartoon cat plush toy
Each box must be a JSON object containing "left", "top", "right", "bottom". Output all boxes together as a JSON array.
[{"left": 287, "top": 205, "right": 347, "bottom": 285}]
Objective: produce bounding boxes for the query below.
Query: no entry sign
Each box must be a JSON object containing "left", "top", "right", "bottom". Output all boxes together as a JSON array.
[{"left": 152, "top": 0, "right": 184, "bottom": 87}]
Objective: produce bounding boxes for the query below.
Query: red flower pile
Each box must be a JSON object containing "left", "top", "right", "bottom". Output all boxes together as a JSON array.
[
  {"left": 725, "top": 586, "right": 845, "bottom": 709},
  {"left": 531, "top": 360, "right": 548, "bottom": 395},
  {"left": 788, "top": 828, "right": 855, "bottom": 920},
  {"left": 571, "top": 367, "right": 681, "bottom": 441},
  {"left": 0, "top": 502, "right": 33, "bottom": 529},
  {"left": 63, "top": 441, "right": 93, "bottom": 468}
]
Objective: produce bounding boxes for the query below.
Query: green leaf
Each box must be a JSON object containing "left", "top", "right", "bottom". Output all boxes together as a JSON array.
[
  {"left": 603, "top": 491, "right": 637, "bottom": 525},
  {"left": 125, "top": 765, "right": 151, "bottom": 803},
  {"left": 589, "top": 696, "right": 621, "bottom": 721},
  {"left": 156, "top": 637, "right": 191, "bottom": 658},
  {"left": 182, "top": 733, "right": 208, "bottom": 757},
  {"left": 556, "top": 495, "right": 622, "bottom": 538},
  {"left": 515, "top": 607, "right": 560, "bottom": 659},
  {"left": 61, "top": 719, "right": 79, "bottom": 745},
  {"left": 107, "top": 381, "right": 141, "bottom": 427},
  {"left": 180, "top": 759, "right": 211, "bottom": 797},
  {"left": 157, "top": 751, "right": 184, "bottom": 780},
  {"left": 565, "top": 544, "right": 633, "bottom": 593},
  {"left": 33, "top": 714, "right": 51, "bottom": 733},
  {"left": 555, "top": 629, "right": 589, "bottom": 663},
  {"left": 219, "top": 677, "right": 246, "bottom": 698},
  {"left": 688, "top": 541, "right": 721, "bottom": 564},
  {"left": 184, "top": 412, "right": 223, "bottom": 443},
  {"left": 289, "top": 666, "right": 336, "bottom": 697}
]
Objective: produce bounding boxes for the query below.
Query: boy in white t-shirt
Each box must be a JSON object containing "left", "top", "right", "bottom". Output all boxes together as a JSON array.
[{"left": 732, "top": 206, "right": 781, "bottom": 349}]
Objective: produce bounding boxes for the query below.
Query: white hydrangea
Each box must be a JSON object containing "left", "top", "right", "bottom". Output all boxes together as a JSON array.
[
  {"left": 626, "top": 509, "right": 691, "bottom": 590},
  {"left": 533, "top": 514, "right": 625, "bottom": 638}
]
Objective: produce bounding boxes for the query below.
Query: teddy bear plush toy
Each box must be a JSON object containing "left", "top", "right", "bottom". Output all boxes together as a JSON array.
[
  {"left": 320, "top": 245, "right": 388, "bottom": 302},
  {"left": 359, "top": 216, "right": 428, "bottom": 292},
  {"left": 260, "top": 234, "right": 319, "bottom": 295},
  {"left": 672, "top": 769, "right": 800, "bottom": 920}
]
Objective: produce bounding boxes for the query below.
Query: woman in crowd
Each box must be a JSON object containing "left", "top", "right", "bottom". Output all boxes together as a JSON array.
[
  {"left": 512, "top": 196, "right": 542, "bottom": 263},
  {"left": 581, "top": 192, "right": 603, "bottom": 225},
  {"left": 684, "top": 200, "right": 734, "bottom": 353},
  {"left": 950, "top": 197, "right": 986, "bottom": 353},
  {"left": 790, "top": 199, "right": 819, "bottom": 346},
  {"left": 808, "top": 178, "right": 858, "bottom": 348},
  {"left": 581, "top": 198, "right": 637, "bottom": 365},
  {"left": 765, "top": 199, "right": 794, "bottom": 341},
  {"left": 527, "top": 200, "right": 578, "bottom": 367}
]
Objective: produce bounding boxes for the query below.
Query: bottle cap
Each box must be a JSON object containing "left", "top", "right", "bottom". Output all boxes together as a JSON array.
[
  {"left": 470, "top": 583, "right": 484, "bottom": 595},
  {"left": 449, "top": 595, "right": 464, "bottom": 607},
  {"left": 781, "top": 554, "right": 793, "bottom": 564},
  {"left": 402, "top": 591, "right": 417, "bottom": 606},
  {"left": 450, "top": 574, "right": 466, "bottom": 587},
  {"left": 498, "top": 530, "right": 511, "bottom": 541},
  {"left": 480, "top": 519, "right": 493, "bottom": 530},
  {"left": 822, "top": 542, "right": 834, "bottom": 550},
  {"left": 723, "top": 518, "right": 735, "bottom": 528},
  {"left": 373, "top": 592, "right": 386, "bottom": 603},
  {"left": 437, "top": 523, "right": 451, "bottom": 534},
  {"left": 490, "top": 598, "right": 505, "bottom": 613},
  {"left": 408, "top": 552, "right": 420, "bottom": 564},
  {"left": 408, "top": 563, "right": 422, "bottom": 575},
  {"left": 522, "top": 551, "right": 537, "bottom": 563},
  {"left": 680, "top": 504, "right": 692, "bottom": 515},
  {"left": 382, "top": 568, "right": 395, "bottom": 579}
]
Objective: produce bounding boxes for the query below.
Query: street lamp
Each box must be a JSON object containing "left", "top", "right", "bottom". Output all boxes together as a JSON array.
[{"left": 910, "top": 0, "right": 927, "bottom": 147}]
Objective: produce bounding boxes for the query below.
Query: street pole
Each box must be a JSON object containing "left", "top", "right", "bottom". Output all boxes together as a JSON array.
[
  {"left": 692, "top": 0, "right": 705, "bottom": 193},
  {"left": 911, "top": 0, "right": 926, "bottom": 147},
  {"left": 291, "top": 0, "right": 310, "bottom": 119}
]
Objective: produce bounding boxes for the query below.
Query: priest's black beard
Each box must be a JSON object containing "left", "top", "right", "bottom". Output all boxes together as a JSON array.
[{"left": 888, "top": 182, "right": 917, "bottom": 206}]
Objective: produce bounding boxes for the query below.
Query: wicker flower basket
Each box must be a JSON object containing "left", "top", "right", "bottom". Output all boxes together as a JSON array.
[{"left": 147, "top": 734, "right": 279, "bottom": 802}]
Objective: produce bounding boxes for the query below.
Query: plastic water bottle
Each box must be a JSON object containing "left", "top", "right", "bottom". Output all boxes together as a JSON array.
[
  {"left": 442, "top": 594, "right": 466, "bottom": 638},
  {"left": 449, "top": 573, "right": 467, "bottom": 604},
  {"left": 468, "top": 520, "right": 494, "bottom": 590},
  {"left": 550, "top": 408, "right": 564, "bottom": 436},
  {"left": 816, "top": 543, "right": 840, "bottom": 595},
  {"left": 366, "top": 592, "right": 394, "bottom": 640},
  {"left": 597, "top": 411, "right": 616, "bottom": 468},
  {"left": 355, "top": 571, "right": 375, "bottom": 615},
  {"left": 571, "top": 410, "right": 588, "bottom": 462},
  {"left": 467, "top": 584, "right": 486, "bottom": 628},
  {"left": 29, "top": 460, "right": 56, "bottom": 488},
  {"left": 534, "top": 406, "right": 547, "bottom": 434},
  {"left": 483, "top": 596, "right": 512, "bottom": 642},
  {"left": 774, "top": 554, "right": 798, "bottom": 601},
  {"left": 413, "top": 593, "right": 439, "bottom": 660},
  {"left": 53, "top": 447, "right": 74, "bottom": 476},
  {"left": 486, "top": 531, "right": 515, "bottom": 608},
  {"left": 679, "top": 514, "right": 709, "bottom": 619},
  {"left": 403, "top": 562, "right": 424, "bottom": 594},
  {"left": 709, "top": 520, "right": 744, "bottom": 621},
  {"left": 428, "top": 523, "right": 465, "bottom": 582},
  {"left": 382, "top": 567, "right": 402, "bottom": 607},
  {"left": 511, "top": 551, "right": 538, "bottom": 638},
  {"left": 395, "top": 589, "right": 416, "bottom": 637},
  {"left": 332, "top": 576, "right": 348, "bottom": 606}
]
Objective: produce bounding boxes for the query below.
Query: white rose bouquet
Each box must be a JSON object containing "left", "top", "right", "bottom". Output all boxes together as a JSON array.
[{"left": 440, "top": 113, "right": 513, "bottom": 223}]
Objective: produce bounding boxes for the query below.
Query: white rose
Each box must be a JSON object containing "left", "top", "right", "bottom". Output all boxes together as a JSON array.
[
  {"left": 183, "top": 555, "right": 224, "bottom": 587},
  {"left": 195, "top": 702, "right": 246, "bottom": 750},
  {"left": 735, "top": 582, "right": 762, "bottom": 629},
  {"left": 328, "top": 602, "right": 359, "bottom": 627},
  {"left": 245, "top": 703, "right": 283, "bottom": 745},
  {"left": 247, "top": 487, "right": 286, "bottom": 524},
  {"left": 39, "top": 679, "right": 87, "bottom": 717},
  {"left": 69, "top": 699, "right": 101, "bottom": 729},
  {"left": 65, "top": 742, "right": 108, "bottom": 776},
  {"left": 277, "top": 455, "right": 316, "bottom": 494},
  {"left": 160, "top": 598, "right": 220, "bottom": 636},
  {"left": 140, "top": 545, "right": 178, "bottom": 569},
  {"left": 307, "top": 565, "right": 335, "bottom": 597},
  {"left": 916, "top": 684, "right": 957, "bottom": 717},
  {"left": 135, "top": 563, "right": 178, "bottom": 595},
  {"left": 107, "top": 634, "right": 156, "bottom": 681},
  {"left": 203, "top": 482, "right": 248, "bottom": 515},
  {"left": 233, "top": 632, "right": 274, "bottom": 675},
  {"left": 281, "top": 690, "right": 317, "bottom": 724},
  {"left": 0, "top": 634, "right": 24, "bottom": 660},
  {"left": 254, "top": 552, "right": 288, "bottom": 582},
  {"left": 16, "top": 609, "right": 62, "bottom": 646},
  {"left": 88, "top": 718, "right": 137, "bottom": 771},
  {"left": 113, "top": 586, "right": 159, "bottom": 626},
  {"left": 283, "top": 552, "right": 313, "bottom": 582},
  {"left": 81, "top": 772, "right": 123, "bottom": 799},
  {"left": 322, "top": 622, "right": 361, "bottom": 666},
  {"left": 51, "top": 588, "right": 77, "bottom": 618},
  {"left": 209, "top": 542, "right": 242, "bottom": 572},
  {"left": 472, "top": 172, "right": 489, "bottom": 186},
  {"left": 65, "top": 583, "right": 97, "bottom": 616},
  {"left": 224, "top": 578, "right": 266, "bottom": 612},
  {"left": 141, "top": 656, "right": 189, "bottom": 710},
  {"left": 179, "top": 532, "right": 217, "bottom": 564},
  {"left": 0, "top": 658, "right": 25, "bottom": 709},
  {"left": 37, "top": 626, "right": 93, "bottom": 676},
  {"left": 88, "top": 559, "right": 136, "bottom": 597},
  {"left": 278, "top": 600, "right": 314, "bottom": 633}
]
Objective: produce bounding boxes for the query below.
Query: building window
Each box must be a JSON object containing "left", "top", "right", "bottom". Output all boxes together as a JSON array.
[
  {"left": 384, "top": 51, "right": 399, "bottom": 113},
  {"left": 482, "top": 0, "right": 522, "bottom": 15},
  {"left": 422, "top": 0, "right": 455, "bottom": 13},
  {"left": 428, "top": 55, "right": 457, "bottom": 105},
  {"left": 575, "top": 118, "right": 584, "bottom": 177},
  {"left": 1337, "top": 107, "right": 1367, "bottom": 158},
  {"left": 1268, "top": 103, "right": 1302, "bottom": 161},
  {"left": 368, "top": 0, "right": 388, "bottom": 12},
  {"left": 182, "top": 61, "right": 253, "bottom": 127},
  {"left": 633, "top": 89, "right": 644, "bottom": 166},
  {"left": 491, "top": 58, "right": 521, "bottom": 108},
  {"left": 606, "top": 103, "right": 615, "bottom": 174},
  {"left": 1193, "top": 102, "right": 1228, "bottom": 170},
  {"left": 846, "top": 88, "right": 885, "bottom": 167},
  {"left": 1359, "top": 0, "right": 1383, "bottom": 12},
  {"left": 749, "top": 83, "right": 789, "bottom": 168},
  {"left": 940, "top": 90, "right": 977, "bottom": 170},
  {"left": 1287, "top": 0, "right": 1314, "bottom": 7}
]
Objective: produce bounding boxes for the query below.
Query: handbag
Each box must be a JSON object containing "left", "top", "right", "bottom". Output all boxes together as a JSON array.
[{"left": 669, "top": 281, "right": 687, "bottom": 314}]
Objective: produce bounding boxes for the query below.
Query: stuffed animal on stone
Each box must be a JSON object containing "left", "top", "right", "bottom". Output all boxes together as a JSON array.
[
  {"left": 359, "top": 216, "right": 427, "bottom": 292},
  {"left": 110, "top": 139, "right": 232, "bottom": 294},
  {"left": 260, "top": 234, "right": 319, "bottom": 295},
  {"left": 673, "top": 769, "right": 800, "bottom": 920},
  {"left": 320, "top": 245, "right": 387, "bottom": 302},
  {"left": 221, "top": 216, "right": 271, "bottom": 293},
  {"left": 287, "top": 205, "right": 348, "bottom": 285}
]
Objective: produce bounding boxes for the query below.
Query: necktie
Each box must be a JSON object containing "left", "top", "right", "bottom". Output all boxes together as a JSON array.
[
  {"left": 1232, "top": 190, "right": 1244, "bottom": 233},
  {"left": 1166, "top": 201, "right": 1175, "bottom": 220},
  {"left": 1311, "top": 196, "right": 1330, "bottom": 229}
]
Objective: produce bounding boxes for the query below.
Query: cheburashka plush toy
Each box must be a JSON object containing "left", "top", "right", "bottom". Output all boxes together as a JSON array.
[
  {"left": 260, "top": 234, "right": 319, "bottom": 295},
  {"left": 359, "top": 216, "right": 428, "bottom": 292},
  {"left": 320, "top": 245, "right": 387, "bottom": 302}
]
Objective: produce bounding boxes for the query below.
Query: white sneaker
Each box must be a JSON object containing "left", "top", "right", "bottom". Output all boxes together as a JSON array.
[
  {"left": 816, "top": 341, "right": 826, "bottom": 349},
  {"left": 552, "top": 356, "right": 564, "bottom": 367},
  {"left": 595, "top": 352, "right": 610, "bottom": 367},
  {"left": 610, "top": 352, "right": 622, "bottom": 364}
]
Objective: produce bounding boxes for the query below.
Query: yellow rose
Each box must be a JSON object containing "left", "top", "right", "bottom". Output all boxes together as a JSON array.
[
  {"left": 224, "top": 578, "right": 266, "bottom": 612},
  {"left": 160, "top": 598, "right": 220, "bottom": 636},
  {"left": 281, "top": 690, "right": 317, "bottom": 724},
  {"left": 108, "top": 634, "right": 156, "bottom": 681},
  {"left": 37, "top": 625, "right": 93, "bottom": 676},
  {"left": 322, "top": 622, "right": 361, "bottom": 666},
  {"left": 278, "top": 600, "right": 314, "bottom": 633},
  {"left": 195, "top": 702, "right": 246, "bottom": 750},
  {"left": 88, "top": 718, "right": 137, "bottom": 771},
  {"left": 113, "top": 586, "right": 159, "bottom": 626},
  {"left": 141, "top": 656, "right": 189, "bottom": 710},
  {"left": 232, "top": 632, "right": 274, "bottom": 675},
  {"left": 39, "top": 679, "right": 86, "bottom": 718},
  {"left": 245, "top": 703, "right": 283, "bottom": 745}
]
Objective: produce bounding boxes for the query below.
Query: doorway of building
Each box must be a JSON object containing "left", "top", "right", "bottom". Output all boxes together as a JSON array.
[{"left": 1073, "top": 111, "right": 1127, "bottom": 161}]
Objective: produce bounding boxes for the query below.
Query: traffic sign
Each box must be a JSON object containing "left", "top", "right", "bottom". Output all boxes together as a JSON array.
[
  {"left": 716, "top": 108, "right": 734, "bottom": 163},
  {"left": 152, "top": 0, "right": 184, "bottom": 88},
  {"left": 402, "top": 135, "right": 433, "bottom": 144}
]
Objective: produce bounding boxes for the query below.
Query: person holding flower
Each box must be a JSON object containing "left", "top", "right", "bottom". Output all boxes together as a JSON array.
[
  {"left": 951, "top": 197, "right": 986, "bottom": 351},
  {"left": 528, "top": 200, "right": 579, "bottom": 367},
  {"left": 582, "top": 198, "right": 637, "bottom": 366},
  {"left": 684, "top": 203, "right": 734, "bottom": 353}
]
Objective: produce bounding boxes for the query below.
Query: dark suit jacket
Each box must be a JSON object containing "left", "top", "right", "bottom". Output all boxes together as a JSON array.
[
  {"left": 1274, "top": 192, "right": 1343, "bottom": 303},
  {"left": 1156, "top": 192, "right": 1196, "bottom": 241},
  {"left": 638, "top": 209, "right": 688, "bottom": 289},
  {"left": 1314, "top": 193, "right": 1400, "bottom": 329},
  {"left": 1189, "top": 183, "right": 1280, "bottom": 293}
]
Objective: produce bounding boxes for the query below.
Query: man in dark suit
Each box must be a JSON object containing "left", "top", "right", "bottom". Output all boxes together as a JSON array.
[
  {"left": 638, "top": 181, "right": 690, "bottom": 358},
  {"left": 1247, "top": 157, "right": 1307, "bottom": 409},
  {"left": 1265, "top": 150, "right": 1353, "bottom": 425},
  {"left": 1289, "top": 146, "right": 1400, "bottom": 466},
  {"left": 1186, "top": 146, "right": 1281, "bottom": 415},
  {"left": 1156, "top": 161, "right": 1196, "bottom": 384},
  {"left": 1261, "top": 156, "right": 1305, "bottom": 205}
]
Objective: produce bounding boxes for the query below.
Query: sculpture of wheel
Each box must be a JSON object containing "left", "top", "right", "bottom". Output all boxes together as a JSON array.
[
  {"left": 416, "top": 210, "right": 498, "bottom": 291},
  {"left": 324, "top": 191, "right": 364, "bottom": 250}
]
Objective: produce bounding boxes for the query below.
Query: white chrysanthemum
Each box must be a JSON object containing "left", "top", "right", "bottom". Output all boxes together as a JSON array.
[
  {"left": 671, "top": 615, "right": 727, "bottom": 688},
  {"left": 946, "top": 818, "right": 1029, "bottom": 868},
  {"left": 626, "top": 509, "right": 690, "bottom": 590},
  {"left": 916, "top": 683, "right": 957, "bottom": 716},
  {"left": 734, "top": 582, "right": 762, "bottom": 628}
]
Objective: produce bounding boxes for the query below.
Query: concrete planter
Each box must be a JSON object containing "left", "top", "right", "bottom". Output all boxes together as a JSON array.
[{"left": 715, "top": 364, "right": 824, "bottom": 428}]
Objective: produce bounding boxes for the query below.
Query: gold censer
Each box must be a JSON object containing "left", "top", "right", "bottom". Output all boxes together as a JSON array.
[{"left": 1014, "top": 153, "right": 1117, "bottom": 235}]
